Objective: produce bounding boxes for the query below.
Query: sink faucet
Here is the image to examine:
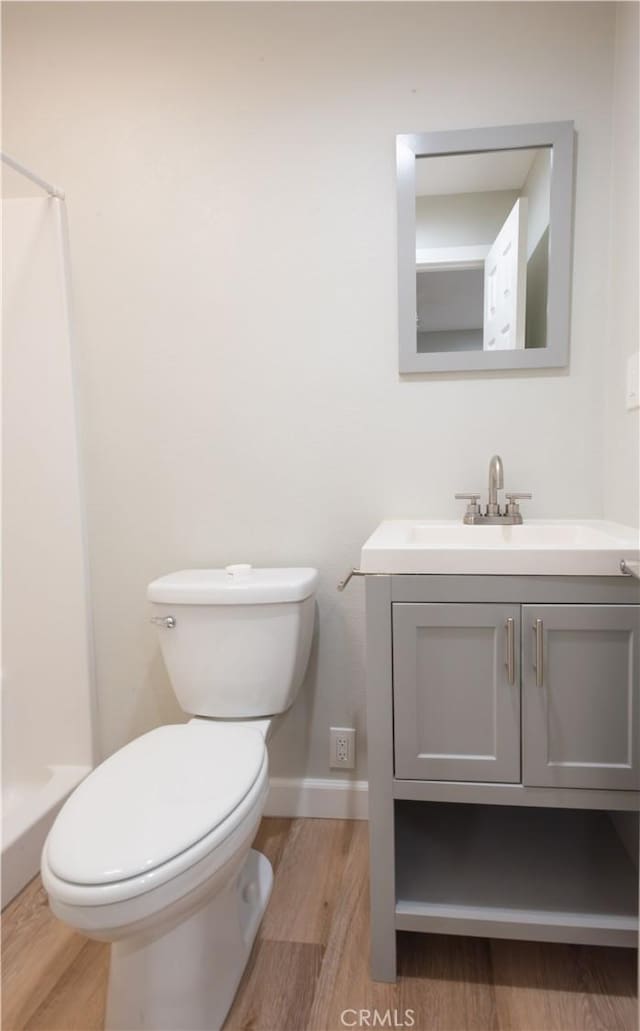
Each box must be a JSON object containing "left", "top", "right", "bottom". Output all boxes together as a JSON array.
[
  {"left": 455, "top": 455, "right": 532, "bottom": 525},
  {"left": 487, "top": 454, "right": 503, "bottom": 517}
]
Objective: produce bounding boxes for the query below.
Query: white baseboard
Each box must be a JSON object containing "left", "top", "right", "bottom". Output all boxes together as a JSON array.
[{"left": 264, "top": 776, "right": 369, "bottom": 820}]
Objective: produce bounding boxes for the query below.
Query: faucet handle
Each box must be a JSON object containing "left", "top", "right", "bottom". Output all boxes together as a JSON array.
[
  {"left": 505, "top": 492, "right": 532, "bottom": 516},
  {"left": 455, "top": 493, "right": 482, "bottom": 516}
]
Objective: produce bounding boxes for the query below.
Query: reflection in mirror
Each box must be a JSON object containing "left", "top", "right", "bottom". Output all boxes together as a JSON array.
[
  {"left": 397, "top": 122, "right": 574, "bottom": 373},
  {"left": 415, "top": 147, "right": 551, "bottom": 355}
]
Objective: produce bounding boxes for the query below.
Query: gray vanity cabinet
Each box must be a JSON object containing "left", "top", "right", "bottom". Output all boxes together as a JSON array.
[
  {"left": 522, "top": 605, "right": 640, "bottom": 791},
  {"left": 365, "top": 575, "right": 640, "bottom": 982},
  {"left": 393, "top": 603, "right": 520, "bottom": 782}
]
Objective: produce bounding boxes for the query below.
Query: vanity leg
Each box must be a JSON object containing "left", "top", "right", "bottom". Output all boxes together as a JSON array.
[
  {"left": 366, "top": 576, "right": 397, "bottom": 983},
  {"left": 368, "top": 813, "right": 397, "bottom": 982}
]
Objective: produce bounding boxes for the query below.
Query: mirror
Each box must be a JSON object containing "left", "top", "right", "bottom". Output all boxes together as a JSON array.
[{"left": 397, "top": 122, "right": 575, "bottom": 373}]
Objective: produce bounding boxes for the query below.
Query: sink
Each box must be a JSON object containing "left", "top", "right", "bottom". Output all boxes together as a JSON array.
[{"left": 360, "top": 519, "right": 640, "bottom": 576}]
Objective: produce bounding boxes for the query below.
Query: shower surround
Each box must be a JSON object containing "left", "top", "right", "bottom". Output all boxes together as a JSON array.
[{"left": 2, "top": 184, "right": 96, "bottom": 907}]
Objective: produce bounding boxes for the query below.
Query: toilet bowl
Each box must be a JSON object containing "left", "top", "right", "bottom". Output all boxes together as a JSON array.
[{"left": 42, "top": 565, "right": 318, "bottom": 1031}]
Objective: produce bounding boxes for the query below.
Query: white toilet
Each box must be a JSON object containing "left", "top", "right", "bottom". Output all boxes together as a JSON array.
[{"left": 41, "top": 564, "right": 318, "bottom": 1031}]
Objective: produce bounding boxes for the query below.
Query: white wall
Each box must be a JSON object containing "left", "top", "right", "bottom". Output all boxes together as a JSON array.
[
  {"left": 604, "top": 2, "right": 640, "bottom": 528},
  {"left": 2, "top": 2, "right": 620, "bottom": 782}
]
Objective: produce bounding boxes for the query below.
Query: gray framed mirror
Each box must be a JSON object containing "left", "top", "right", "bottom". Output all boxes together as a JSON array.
[{"left": 397, "top": 121, "right": 575, "bottom": 373}]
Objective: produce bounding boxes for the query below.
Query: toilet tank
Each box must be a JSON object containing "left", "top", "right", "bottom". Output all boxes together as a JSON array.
[{"left": 147, "top": 566, "right": 318, "bottom": 719}]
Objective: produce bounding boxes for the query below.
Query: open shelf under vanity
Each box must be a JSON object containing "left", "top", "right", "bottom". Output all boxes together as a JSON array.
[{"left": 395, "top": 801, "right": 639, "bottom": 948}]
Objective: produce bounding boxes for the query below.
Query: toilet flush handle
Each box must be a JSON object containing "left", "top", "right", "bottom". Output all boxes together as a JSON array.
[{"left": 150, "top": 615, "right": 176, "bottom": 629}]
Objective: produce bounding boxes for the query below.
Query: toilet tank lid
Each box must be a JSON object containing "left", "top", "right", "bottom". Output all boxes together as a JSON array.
[{"left": 147, "top": 566, "right": 319, "bottom": 605}]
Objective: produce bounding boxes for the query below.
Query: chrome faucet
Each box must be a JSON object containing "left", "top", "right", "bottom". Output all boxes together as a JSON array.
[{"left": 455, "top": 455, "right": 532, "bottom": 525}]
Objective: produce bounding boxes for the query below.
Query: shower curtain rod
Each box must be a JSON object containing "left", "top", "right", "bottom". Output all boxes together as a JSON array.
[{"left": 1, "top": 151, "right": 65, "bottom": 200}]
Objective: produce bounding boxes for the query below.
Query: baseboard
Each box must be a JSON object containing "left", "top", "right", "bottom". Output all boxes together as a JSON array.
[{"left": 264, "top": 776, "right": 369, "bottom": 820}]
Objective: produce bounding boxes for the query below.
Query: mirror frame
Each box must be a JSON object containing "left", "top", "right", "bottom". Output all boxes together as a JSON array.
[{"left": 397, "top": 121, "right": 575, "bottom": 373}]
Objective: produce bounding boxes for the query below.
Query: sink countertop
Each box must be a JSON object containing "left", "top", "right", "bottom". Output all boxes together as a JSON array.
[{"left": 360, "top": 519, "right": 640, "bottom": 577}]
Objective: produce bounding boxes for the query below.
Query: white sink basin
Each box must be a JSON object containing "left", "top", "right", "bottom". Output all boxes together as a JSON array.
[{"left": 360, "top": 519, "right": 640, "bottom": 576}]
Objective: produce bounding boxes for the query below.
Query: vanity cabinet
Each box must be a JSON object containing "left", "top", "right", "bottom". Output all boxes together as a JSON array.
[
  {"left": 366, "top": 575, "right": 640, "bottom": 982},
  {"left": 393, "top": 602, "right": 639, "bottom": 791}
]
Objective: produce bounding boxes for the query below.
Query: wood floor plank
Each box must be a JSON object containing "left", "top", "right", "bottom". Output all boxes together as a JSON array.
[
  {"left": 224, "top": 939, "right": 323, "bottom": 1031},
  {"left": 491, "top": 939, "right": 638, "bottom": 1031},
  {"left": 24, "top": 940, "right": 109, "bottom": 1031},
  {"left": 1, "top": 877, "right": 88, "bottom": 1030},
  {"left": 399, "top": 933, "right": 498, "bottom": 1031},
  {"left": 307, "top": 821, "right": 398, "bottom": 1030},
  {"left": 251, "top": 816, "right": 291, "bottom": 875},
  {"left": 259, "top": 817, "right": 359, "bottom": 946}
]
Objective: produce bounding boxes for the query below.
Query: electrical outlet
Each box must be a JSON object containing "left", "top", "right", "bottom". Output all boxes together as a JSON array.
[{"left": 330, "top": 726, "right": 356, "bottom": 769}]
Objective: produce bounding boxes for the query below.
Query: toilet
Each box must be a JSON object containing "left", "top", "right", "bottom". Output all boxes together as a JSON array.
[{"left": 41, "top": 564, "right": 318, "bottom": 1031}]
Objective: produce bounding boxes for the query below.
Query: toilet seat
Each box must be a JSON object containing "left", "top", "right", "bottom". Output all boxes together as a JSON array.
[{"left": 42, "top": 722, "right": 268, "bottom": 908}]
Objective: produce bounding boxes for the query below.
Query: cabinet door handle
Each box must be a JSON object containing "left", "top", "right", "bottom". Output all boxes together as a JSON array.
[
  {"left": 505, "top": 617, "right": 515, "bottom": 685},
  {"left": 533, "top": 618, "right": 544, "bottom": 687}
]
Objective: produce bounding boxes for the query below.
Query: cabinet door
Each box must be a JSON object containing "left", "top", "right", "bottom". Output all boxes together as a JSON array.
[
  {"left": 393, "top": 604, "right": 521, "bottom": 782},
  {"left": 523, "top": 605, "right": 640, "bottom": 790}
]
